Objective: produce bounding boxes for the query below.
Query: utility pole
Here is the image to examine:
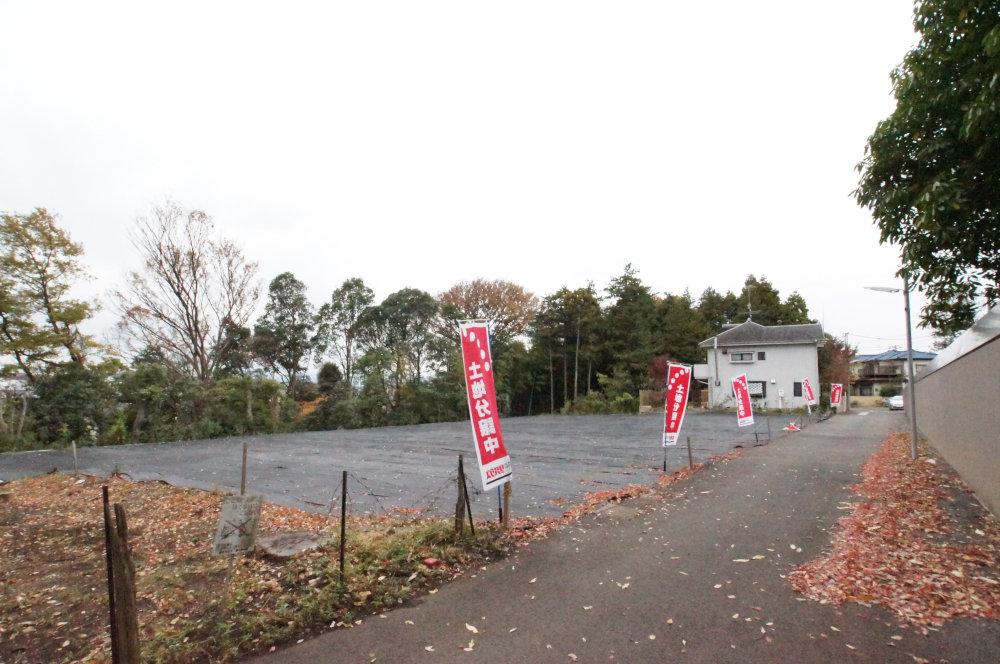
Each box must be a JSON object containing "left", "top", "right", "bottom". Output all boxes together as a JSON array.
[
  {"left": 902, "top": 277, "right": 919, "bottom": 460},
  {"left": 864, "top": 282, "right": 920, "bottom": 460},
  {"left": 844, "top": 332, "right": 851, "bottom": 413}
]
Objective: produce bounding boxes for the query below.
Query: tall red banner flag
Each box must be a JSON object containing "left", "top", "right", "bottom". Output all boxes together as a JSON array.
[
  {"left": 662, "top": 363, "right": 692, "bottom": 446},
  {"left": 732, "top": 373, "right": 754, "bottom": 427},
  {"left": 830, "top": 383, "right": 843, "bottom": 407},
  {"left": 459, "top": 321, "right": 512, "bottom": 491},
  {"left": 802, "top": 377, "right": 817, "bottom": 406}
]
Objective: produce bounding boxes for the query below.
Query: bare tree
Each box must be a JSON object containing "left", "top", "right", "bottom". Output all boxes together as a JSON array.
[{"left": 113, "top": 202, "right": 260, "bottom": 383}]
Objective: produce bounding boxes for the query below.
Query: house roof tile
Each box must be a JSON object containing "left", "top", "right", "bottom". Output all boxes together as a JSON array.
[
  {"left": 852, "top": 349, "right": 937, "bottom": 363},
  {"left": 698, "top": 320, "right": 824, "bottom": 348}
]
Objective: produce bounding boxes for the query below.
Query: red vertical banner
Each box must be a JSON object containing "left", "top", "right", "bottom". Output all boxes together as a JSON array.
[
  {"left": 732, "top": 373, "right": 754, "bottom": 427},
  {"left": 830, "top": 383, "right": 843, "bottom": 407},
  {"left": 662, "top": 363, "right": 692, "bottom": 446},
  {"left": 802, "top": 377, "right": 817, "bottom": 405},
  {"left": 459, "top": 321, "right": 512, "bottom": 491}
]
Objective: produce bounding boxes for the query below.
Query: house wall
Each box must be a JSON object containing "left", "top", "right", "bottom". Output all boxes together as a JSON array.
[
  {"left": 913, "top": 309, "right": 1000, "bottom": 516},
  {"left": 705, "top": 343, "right": 819, "bottom": 410}
]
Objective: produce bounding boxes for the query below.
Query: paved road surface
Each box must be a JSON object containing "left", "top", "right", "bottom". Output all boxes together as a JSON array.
[
  {"left": 0, "top": 413, "right": 774, "bottom": 517},
  {"left": 247, "top": 411, "right": 1000, "bottom": 663}
]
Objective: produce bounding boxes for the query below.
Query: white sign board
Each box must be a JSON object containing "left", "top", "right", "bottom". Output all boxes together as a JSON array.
[{"left": 213, "top": 495, "right": 263, "bottom": 556}]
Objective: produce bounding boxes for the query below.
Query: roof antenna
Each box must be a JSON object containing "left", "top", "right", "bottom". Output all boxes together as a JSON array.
[{"left": 746, "top": 300, "right": 753, "bottom": 322}]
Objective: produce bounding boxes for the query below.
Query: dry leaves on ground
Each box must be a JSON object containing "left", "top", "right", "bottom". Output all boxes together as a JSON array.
[
  {"left": 789, "top": 432, "right": 1000, "bottom": 626},
  {"left": 508, "top": 449, "right": 743, "bottom": 543}
]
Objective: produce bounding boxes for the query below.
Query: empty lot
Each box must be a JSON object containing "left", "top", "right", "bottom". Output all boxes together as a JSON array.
[{"left": 0, "top": 412, "right": 779, "bottom": 518}]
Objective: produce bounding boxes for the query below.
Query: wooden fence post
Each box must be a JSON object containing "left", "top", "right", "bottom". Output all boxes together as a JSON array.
[
  {"left": 101, "top": 487, "right": 119, "bottom": 664},
  {"left": 112, "top": 504, "right": 141, "bottom": 663},
  {"left": 102, "top": 487, "right": 140, "bottom": 664},
  {"left": 501, "top": 482, "right": 511, "bottom": 529}
]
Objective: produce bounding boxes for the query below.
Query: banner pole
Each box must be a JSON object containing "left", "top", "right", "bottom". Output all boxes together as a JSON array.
[{"left": 662, "top": 445, "right": 667, "bottom": 472}]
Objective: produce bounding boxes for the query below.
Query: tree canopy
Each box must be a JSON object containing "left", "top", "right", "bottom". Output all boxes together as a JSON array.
[
  {"left": 0, "top": 208, "right": 94, "bottom": 379},
  {"left": 855, "top": 0, "right": 1000, "bottom": 335}
]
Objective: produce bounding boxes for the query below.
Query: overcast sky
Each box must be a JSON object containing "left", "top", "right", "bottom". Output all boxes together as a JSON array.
[{"left": 0, "top": 1, "right": 936, "bottom": 355}]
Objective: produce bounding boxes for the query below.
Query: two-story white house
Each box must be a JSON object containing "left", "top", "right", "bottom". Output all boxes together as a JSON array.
[{"left": 695, "top": 320, "right": 825, "bottom": 410}]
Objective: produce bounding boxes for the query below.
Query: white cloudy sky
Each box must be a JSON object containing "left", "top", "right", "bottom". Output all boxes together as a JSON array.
[{"left": 1, "top": 1, "right": 935, "bottom": 355}]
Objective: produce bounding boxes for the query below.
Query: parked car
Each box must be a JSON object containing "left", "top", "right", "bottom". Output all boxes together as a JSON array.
[{"left": 888, "top": 395, "right": 905, "bottom": 410}]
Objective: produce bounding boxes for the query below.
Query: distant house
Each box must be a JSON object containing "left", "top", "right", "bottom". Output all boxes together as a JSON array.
[
  {"left": 695, "top": 320, "right": 825, "bottom": 410},
  {"left": 850, "top": 349, "right": 936, "bottom": 397}
]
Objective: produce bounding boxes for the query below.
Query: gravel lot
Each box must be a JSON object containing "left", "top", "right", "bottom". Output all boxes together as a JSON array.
[{"left": 0, "top": 412, "right": 781, "bottom": 517}]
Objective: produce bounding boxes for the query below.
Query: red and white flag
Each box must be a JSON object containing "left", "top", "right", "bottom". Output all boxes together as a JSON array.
[
  {"left": 802, "top": 377, "right": 817, "bottom": 406},
  {"left": 830, "top": 383, "right": 843, "bottom": 407},
  {"left": 732, "top": 373, "right": 754, "bottom": 427},
  {"left": 459, "top": 321, "right": 512, "bottom": 491},
  {"left": 662, "top": 363, "right": 692, "bottom": 446}
]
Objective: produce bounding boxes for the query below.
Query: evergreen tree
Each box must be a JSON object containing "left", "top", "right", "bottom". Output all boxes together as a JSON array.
[{"left": 253, "top": 272, "right": 315, "bottom": 392}]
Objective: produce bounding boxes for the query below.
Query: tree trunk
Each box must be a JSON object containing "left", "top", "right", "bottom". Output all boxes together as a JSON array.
[
  {"left": 573, "top": 322, "right": 581, "bottom": 401},
  {"left": 246, "top": 386, "right": 254, "bottom": 431},
  {"left": 16, "top": 395, "right": 27, "bottom": 439},
  {"left": 562, "top": 345, "right": 568, "bottom": 409},
  {"left": 587, "top": 356, "right": 593, "bottom": 393},
  {"left": 345, "top": 336, "right": 354, "bottom": 398},
  {"left": 548, "top": 350, "right": 554, "bottom": 414},
  {"left": 0, "top": 396, "right": 7, "bottom": 435},
  {"left": 131, "top": 404, "right": 145, "bottom": 443}
]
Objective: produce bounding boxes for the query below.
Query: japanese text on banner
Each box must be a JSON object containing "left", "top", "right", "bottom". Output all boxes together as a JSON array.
[
  {"left": 802, "top": 377, "right": 817, "bottom": 405},
  {"left": 459, "top": 322, "right": 512, "bottom": 491},
  {"left": 732, "top": 373, "right": 754, "bottom": 427},
  {"left": 662, "top": 363, "right": 691, "bottom": 446},
  {"left": 830, "top": 383, "right": 843, "bottom": 407}
]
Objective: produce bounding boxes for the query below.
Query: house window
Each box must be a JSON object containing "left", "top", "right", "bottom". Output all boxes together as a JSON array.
[
  {"left": 793, "top": 382, "right": 802, "bottom": 397},
  {"left": 757, "top": 351, "right": 766, "bottom": 361},
  {"left": 730, "top": 352, "right": 754, "bottom": 363},
  {"left": 748, "top": 381, "right": 766, "bottom": 398},
  {"left": 858, "top": 385, "right": 873, "bottom": 396}
]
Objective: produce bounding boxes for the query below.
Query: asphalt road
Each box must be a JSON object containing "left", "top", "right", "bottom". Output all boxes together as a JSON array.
[
  {"left": 0, "top": 412, "right": 775, "bottom": 518},
  {"left": 247, "top": 410, "right": 1000, "bottom": 664}
]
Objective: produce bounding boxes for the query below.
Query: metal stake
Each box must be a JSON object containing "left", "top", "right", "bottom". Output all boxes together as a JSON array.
[
  {"left": 464, "top": 477, "right": 475, "bottom": 537},
  {"left": 686, "top": 436, "right": 693, "bottom": 470},
  {"left": 240, "top": 442, "right": 248, "bottom": 495},
  {"left": 339, "top": 470, "right": 347, "bottom": 576}
]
